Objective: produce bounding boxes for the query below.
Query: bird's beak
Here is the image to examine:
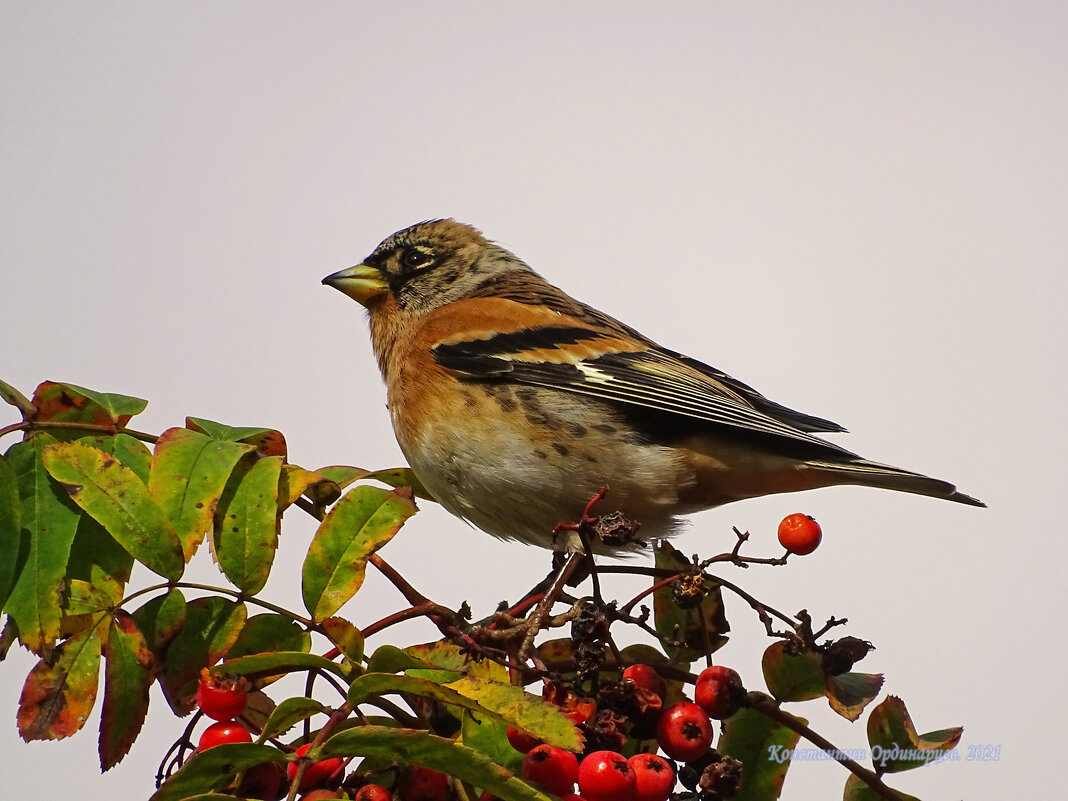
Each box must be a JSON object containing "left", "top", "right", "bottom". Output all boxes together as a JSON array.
[{"left": 322, "top": 262, "right": 389, "bottom": 306}]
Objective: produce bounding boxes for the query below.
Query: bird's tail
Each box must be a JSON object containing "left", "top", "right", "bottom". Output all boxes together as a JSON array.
[{"left": 808, "top": 458, "right": 986, "bottom": 507}]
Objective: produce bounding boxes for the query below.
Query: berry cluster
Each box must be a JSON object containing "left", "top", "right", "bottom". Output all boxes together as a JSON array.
[{"left": 497, "top": 663, "right": 748, "bottom": 801}]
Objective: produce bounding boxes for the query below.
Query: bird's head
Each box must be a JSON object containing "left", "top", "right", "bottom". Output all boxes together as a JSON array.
[{"left": 323, "top": 219, "right": 530, "bottom": 314}]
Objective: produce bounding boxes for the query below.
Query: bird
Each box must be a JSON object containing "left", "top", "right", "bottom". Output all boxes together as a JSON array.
[{"left": 323, "top": 219, "right": 983, "bottom": 553}]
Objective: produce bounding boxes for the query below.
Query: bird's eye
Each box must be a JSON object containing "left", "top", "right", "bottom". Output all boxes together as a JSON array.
[{"left": 401, "top": 248, "right": 432, "bottom": 269}]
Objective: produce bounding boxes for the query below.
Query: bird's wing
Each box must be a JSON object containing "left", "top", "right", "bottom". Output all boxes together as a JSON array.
[{"left": 432, "top": 321, "right": 853, "bottom": 452}]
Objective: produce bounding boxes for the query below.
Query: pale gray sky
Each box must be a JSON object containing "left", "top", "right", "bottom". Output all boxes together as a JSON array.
[{"left": 2, "top": 3, "right": 1064, "bottom": 799}]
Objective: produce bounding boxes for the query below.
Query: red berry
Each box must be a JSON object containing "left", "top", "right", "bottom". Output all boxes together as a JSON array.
[
  {"left": 628, "top": 754, "right": 674, "bottom": 801},
  {"left": 622, "top": 664, "right": 667, "bottom": 699},
  {"left": 197, "top": 720, "right": 252, "bottom": 750},
  {"left": 522, "top": 744, "right": 579, "bottom": 796},
  {"left": 565, "top": 698, "right": 596, "bottom": 726},
  {"left": 560, "top": 795, "right": 588, "bottom": 801},
  {"left": 287, "top": 743, "right": 345, "bottom": 794},
  {"left": 238, "top": 761, "right": 284, "bottom": 800},
  {"left": 397, "top": 765, "right": 452, "bottom": 801},
  {"left": 355, "top": 785, "right": 393, "bottom": 801},
  {"left": 195, "top": 669, "right": 249, "bottom": 721},
  {"left": 656, "top": 702, "right": 713, "bottom": 762},
  {"left": 694, "top": 666, "right": 745, "bottom": 720},
  {"left": 577, "top": 750, "right": 635, "bottom": 801},
  {"left": 506, "top": 725, "right": 542, "bottom": 753},
  {"left": 777, "top": 513, "right": 822, "bottom": 555}
]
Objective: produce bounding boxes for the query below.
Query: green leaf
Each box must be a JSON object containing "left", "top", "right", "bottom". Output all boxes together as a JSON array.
[
  {"left": 66, "top": 564, "right": 122, "bottom": 616},
  {"left": 843, "top": 774, "right": 923, "bottom": 801},
  {"left": 148, "top": 428, "right": 253, "bottom": 560},
  {"left": 315, "top": 465, "right": 372, "bottom": 489},
  {"left": 216, "top": 651, "right": 352, "bottom": 684},
  {"left": 718, "top": 695, "right": 804, "bottom": 801},
  {"left": 99, "top": 611, "right": 154, "bottom": 770},
  {"left": 185, "top": 418, "right": 287, "bottom": 457},
  {"left": 364, "top": 467, "right": 437, "bottom": 502},
  {"left": 212, "top": 454, "right": 282, "bottom": 593},
  {"left": 867, "top": 696, "right": 963, "bottom": 773},
  {"left": 17, "top": 616, "right": 108, "bottom": 740},
  {"left": 4, "top": 434, "right": 82, "bottom": 654},
  {"left": 366, "top": 644, "right": 432, "bottom": 675},
  {"left": 322, "top": 726, "right": 556, "bottom": 801},
  {"left": 302, "top": 485, "right": 416, "bottom": 620},
  {"left": 826, "top": 672, "right": 884, "bottom": 721},
  {"left": 74, "top": 433, "right": 152, "bottom": 482},
  {"left": 31, "top": 381, "right": 147, "bottom": 430},
  {"left": 159, "top": 597, "right": 247, "bottom": 715},
  {"left": 225, "top": 614, "right": 311, "bottom": 684},
  {"left": 67, "top": 514, "right": 136, "bottom": 585},
  {"left": 652, "top": 541, "right": 729, "bottom": 660},
  {"left": 348, "top": 673, "right": 495, "bottom": 716},
  {"left": 445, "top": 675, "right": 583, "bottom": 752},
  {"left": 258, "top": 696, "right": 325, "bottom": 741},
  {"left": 404, "top": 641, "right": 469, "bottom": 671},
  {"left": 131, "top": 589, "right": 186, "bottom": 653},
  {"left": 149, "top": 743, "right": 288, "bottom": 801},
  {"left": 762, "top": 641, "right": 826, "bottom": 702},
  {"left": 41, "top": 440, "right": 183, "bottom": 580},
  {"left": 0, "top": 378, "right": 33, "bottom": 414},
  {"left": 0, "top": 453, "right": 22, "bottom": 609},
  {"left": 321, "top": 616, "right": 364, "bottom": 663},
  {"left": 461, "top": 709, "right": 523, "bottom": 773}
]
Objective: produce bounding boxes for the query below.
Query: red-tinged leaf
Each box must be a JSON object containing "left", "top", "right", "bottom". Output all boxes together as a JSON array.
[
  {"left": 225, "top": 614, "right": 311, "bottom": 685},
  {"left": 31, "top": 381, "right": 147, "bottom": 430},
  {"left": 322, "top": 726, "right": 557, "bottom": 801},
  {"left": 0, "top": 453, "right": 21, "bottom": 609},
  {"left": 652, "top": 541, "right": 729, "bottom": 660},
  {"left": 826, "top": 672, "right": 884, "bottom": 721},
  {"left": 17, "top": 617, "right": 108, "bottom": 740},
  {"left": 148, "top": 428, "right": 253, "bottom": 560},
  {"left": 99, "top": 611, "right": 154, "bottom": 769},
  {"left": 718, "top": 694, "right": 804, "bottom": 801},
  {"left": 42, "top": 440, "right": 184, "bottom": 581},
  {"left": 185, "top": 417, "right": 288, "bottom": 457},
  {"left": 302, "top": 485, "right": 416, "bottom": 621},
  {"left": 159, "top": 597, "right": 247, "bottom": 715},
  {"left": 843, "top": 774, "right": 923, "bottom": 801},
  {"left": 762, "top": 641, "right": 826, "bottom": 702},
  {"left": 867, "top": 696, "right": 963, "bottom": 773},
  {"left": 148, "top": 743, "right": 288, "bottom": 801},
  {"left": 131, "top": 589, "right": 186, "bottom": 654},
  {"left": 4, "top": 434, "right": 82, "bottom": 655},
  {"left": 212, "top": 455, "right": 282, "bottom": 593},
  {"left": 321, "top": 616, "right": 364, "bottom": 663}
]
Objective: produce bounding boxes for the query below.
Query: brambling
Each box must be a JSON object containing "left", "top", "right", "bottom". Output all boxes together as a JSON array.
[{"left": 323, "top": 220, "right": 983, "bottom": 553}]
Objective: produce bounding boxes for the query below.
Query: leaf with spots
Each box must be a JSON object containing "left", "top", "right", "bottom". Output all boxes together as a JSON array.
[
  {"left": 148, "top": 428, "right": 253, "bottom": 560},
  {"left": 42, "top": 440, "right": 184, "bottom": 581},
  {"left": 30, "top": 381, "right": 148, "bottom": 432},
  {"left": 302, "top": 485, "right": 416, "bottom": 621},
  {"left": 17, "top": 615, "right": 109, "bottom": 741},
  {"left": 99, "top": 611, "right": 154, "bottom": 770},
  {"left": 4, "top": 434, "right": 83, "bottom": 655},
  {"left": 212, "top": 454, "right": 282, "bottom": 594}
]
